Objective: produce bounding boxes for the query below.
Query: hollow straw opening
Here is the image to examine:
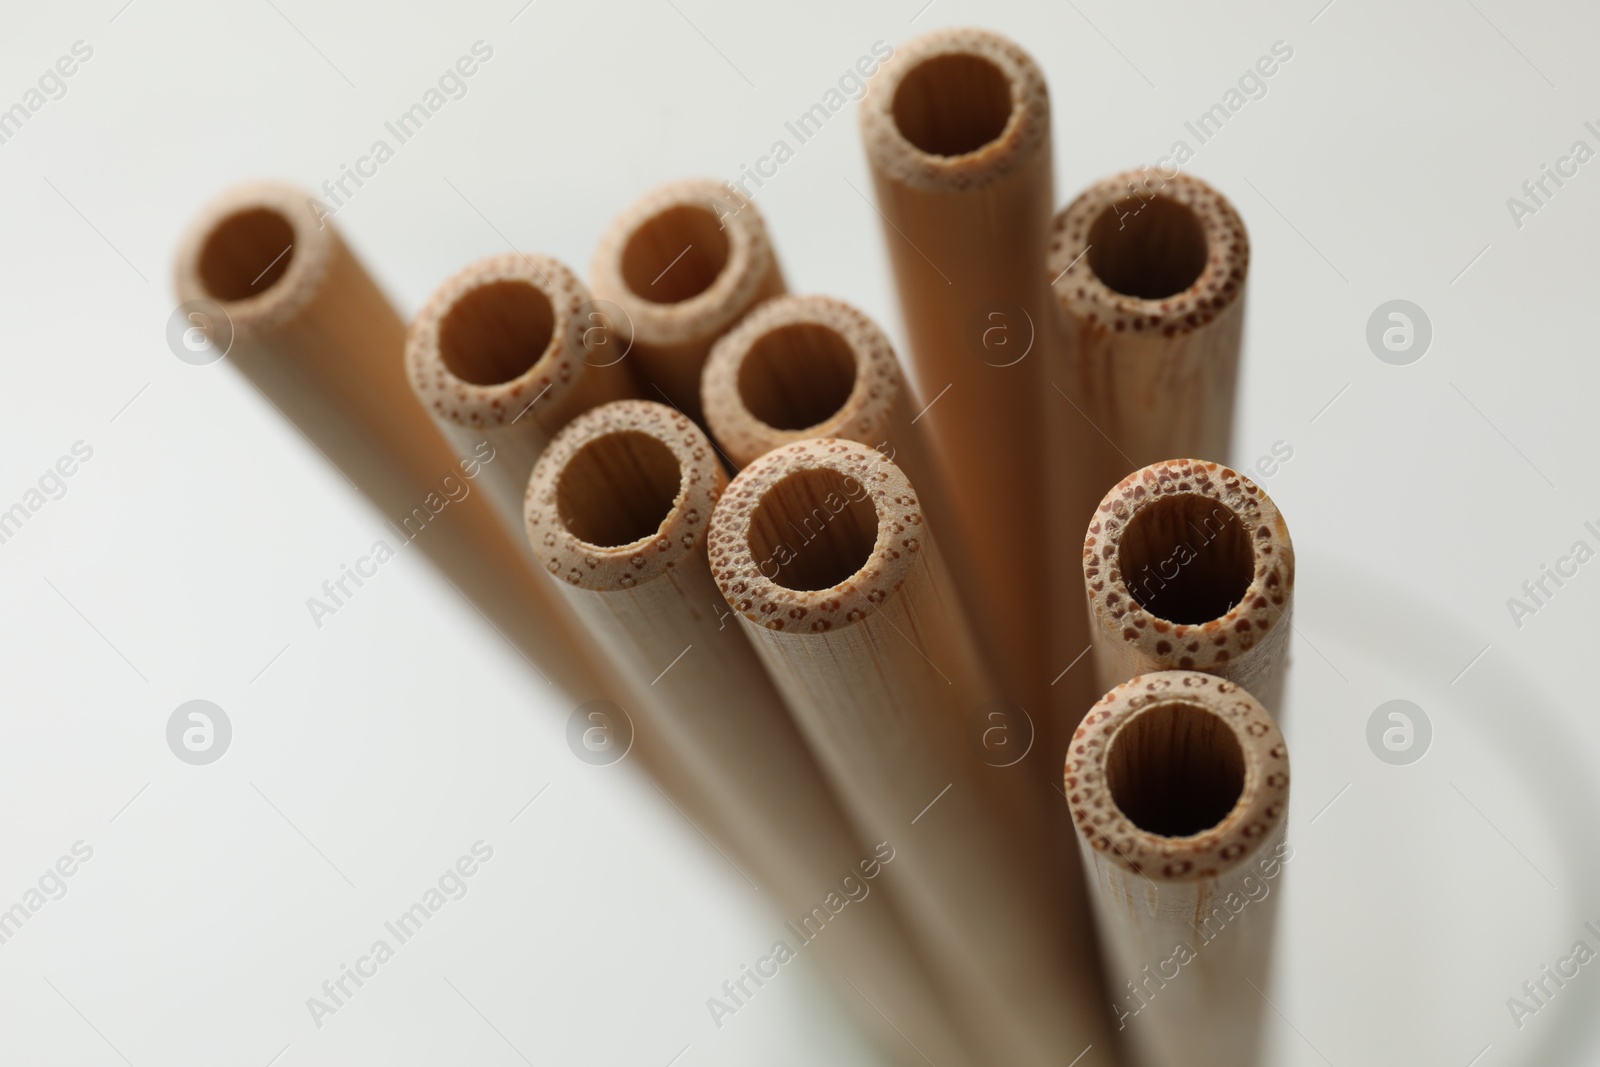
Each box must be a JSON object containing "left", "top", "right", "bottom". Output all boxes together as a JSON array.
[
  {"left": 620, "top": 203, "right": 730, "bottom": 305},
  {"left": 891, "top": 52, "right": 1014, "bottom": 157},
  {"left": 197, "top": 207, "right": 297, "bottom": 301},
  {"left": 1117, "top": 493, "right": 1253, "bottom": 625},
  {"left": 1106, "top": 702, "right": 1246, "bottom": 837},
  {"left": 1086, "top": 195, "right": 1209, "bottom": 300},
  {"left": 737, "top": 323, "right": 858, "bottom": 431},
  {"left": 437, "top": 280, "right": 555, "bottom": 386},
  {"left": 746, "top": 467, "right": 879, "bottom": 591},
  {"left": 555, "top": 431, "right": 683, "bottom": 548}
]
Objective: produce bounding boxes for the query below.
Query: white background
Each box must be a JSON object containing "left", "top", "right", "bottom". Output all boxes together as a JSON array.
[{"left": 2, "top": 1, "right": 1598, "bottom": 1065}]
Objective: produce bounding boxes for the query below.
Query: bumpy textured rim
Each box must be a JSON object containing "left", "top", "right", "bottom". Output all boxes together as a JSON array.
[
  {"left": 859, "top": 27, "right": 1050, "bottom": 194},
  {"left": 1049, "top": 169, "right": 1249, "bottom": 336},
  {"left": 524, "top": 400, "right": 723, "bottom": 591},
  {"left": 707, "top": 438, "right": 922, "bottom": 632},
  {"left": 405, "top": 253, "right": 592, "bottom": 429},
  {"left": 589, "top": 178, "right": 775, "bottom": 348},
  {"left": 1066, "top": 671, "right": 1288, "bottom": 881},
  {"left": 701, "top": 295, "right": 901, "bottom": 467},
  {"left": 1083, "top": 459, "right": 1293, "bottom": 672},
  {"left": 172, "top": 181, "right": 335, "bottom": 338}
]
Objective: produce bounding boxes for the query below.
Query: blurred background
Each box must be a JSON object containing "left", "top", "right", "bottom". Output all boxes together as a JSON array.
[{"left": 2, "top": 0, "right": 1598, "bottom": 1064}]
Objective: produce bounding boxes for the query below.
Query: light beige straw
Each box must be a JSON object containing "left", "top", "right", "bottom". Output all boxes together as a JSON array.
[
  {"left": 406, "top": 252, "right": 636, "bottom": 534},
  {"left": 1083, "top": 459, "right": 1294, "bottom": 711},
  {"left": 859, "top": 27, "right": 1097, "bottom": 769},
  {"left": 707, "top": 438, "right": 1110, "bottom": 1067},
  {"left": 1049, "top": 168, "right": 1249, "bottom": 478},
  {"left": 1067, "top": 671, "right": 1290, "bottom": 1067},
  {"left": 700, "top": 293, "right": 936, "bottom": 490}
]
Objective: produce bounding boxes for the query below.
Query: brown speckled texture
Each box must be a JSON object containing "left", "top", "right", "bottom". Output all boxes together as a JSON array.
[
  {"left": 172, "top": 182, "right": 334, "bottom": 337},
  {"left": 524, "top": 400, "right": 724, "bottom": 591},
  {"left": 1066, "top": 671, "right": 1288, "bottom": 882},
  {"left": 859, "top": 28, "right": 1049, "bottom": 194},
  {"left": 589, "top": 178, "right": 777, "bottom": 350},
  {"left": 701, "top": 295, "right": 901, "bottom": 468},
  {"left": 707, "top": 439, "right": 921, "bottom": 632},
  {"left": 1049, "top": 169, "right": 1248, "bottom": 336},
  {"left": 405, "top": 253, "right": 593, "bottom": 429},
  {"left": 1084, "top": 459, "right": 1293, "bottom": 675}
]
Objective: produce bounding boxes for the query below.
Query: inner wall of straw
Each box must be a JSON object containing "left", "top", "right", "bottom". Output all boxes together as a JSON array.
[
  {"left": 1117, "top": 493, "right": 1253, "bottom": 624},
  {"left": 738, "top": 323, "right": 858, "bottom": 431},
  {"left": 892, "top": 52, "right": 1014, "bottom": 156},
  {"left": 1085, "top": 195, "right": 1208, "bottom": 300},
  {"left": 555, "top": 430, "right": 683, "bottom": 548},
  {"left": 620, "top": 203, "right": 730, "bottom": 304},
  {"left": 746, "top": 467, "right": 879, "bottom": 591},
  {"left": 1105, "top": 702, "right": 1245, "bottom": 837},
  {"left": 437, "top": 280, "right": 555, "bottom": 386},
  {"left": 197, "top": 207, "right": 296, "bottom": 301}
]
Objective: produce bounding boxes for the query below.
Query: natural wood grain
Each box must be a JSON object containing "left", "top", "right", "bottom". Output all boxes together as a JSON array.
[
  {"left": 1066, "top": 671, "right": 1290, "bottom": 1067},
  {"left": 1082, "top": 459, "right": 1294, "bottom": 712},
  {"left": 590, "top": 179, "right": 785, "bottom": 423},
  {"left": 707, "top": 438, "right": 1109, "bottom": 1067},
  {"left": 859, "top": 29, "right": 1094, "bottom": 740},
  {"left": 406, "top": 252, "right": 637, "bottom": 535},
  {"left": 525, "top": 402, "right": 978, "bottom": 1067}
]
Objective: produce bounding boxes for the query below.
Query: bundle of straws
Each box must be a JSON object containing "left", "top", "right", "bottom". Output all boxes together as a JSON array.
[{"left": 173, "top": 27, "right": 1296, "bottom": 1067}]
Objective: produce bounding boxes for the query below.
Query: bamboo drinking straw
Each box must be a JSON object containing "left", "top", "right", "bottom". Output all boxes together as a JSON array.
[
  {"left": 1066, "top": 671, "right": 1290, "bottom": 1067},
  {"left": 173, "top": 184, "right": 597, "bottom": 691},
  {"left": 590, "top": 179, "right": 785, "bottom": 422},
  {"left": 1083, "top": 460, "right": 1294, "bottom": 711},
  {"left": 406, "top": 252, "right": 636, "bottom": 534},
  {"left": 700, "top": 294, "right": 935, "bottom": 488},
  {"left": 525, "top": 402, "right": 977, "bottom": 1067},
  {"left": 859, "top": 28, "right": 1087, "bottom": 749},
  {"left": 1048, "top": 169, "right": 1250, "bottom": 478},
  {"left": 707, "top": 438, "right": 1109, "bottom": 1067},
  {"left": 172, "top": 183, "right": 721, "bottom": 835}
]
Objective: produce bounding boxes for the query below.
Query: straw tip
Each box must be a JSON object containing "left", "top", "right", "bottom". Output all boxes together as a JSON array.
[
  {"left": 707, "top": 438, "right": 920, "bottom": 632},
  {"left": 1065, "top": 670, "right": 1288, "bottom": 881}
]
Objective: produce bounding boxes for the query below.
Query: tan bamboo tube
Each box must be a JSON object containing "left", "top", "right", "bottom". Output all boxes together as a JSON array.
[
  {"left": 1049, "top": 168, "right": 1250, "bottom": 479},
  {"left": 172, "top": 183, "right": 724, "bottom": 840},
  {"left": 525, "top": 402, "right": 977, "bottom": 1067},
  {"left": 172, "top": 184, "right": 597, "bottom": 693},
  {"left": 700, "top": 293, "right": 935, "bottom": 487},
  {"left": 1066, "top": 671, "right": 1290, "bottom": 1067},
  {"left": 589, "top": 179, "right": 785, "bottom": 422},
  {"left": 707, "top": 438, "right": 1109, "bottom": 1067},
  {"left": 1083, "top": 460, "right": 1294, "bottom": 712},
  {"left": 405, "top": 253, "right": 637, "bottom": 535},
  {"left": 859, "top": 28, "right": 1088, "bottom": 756}
]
